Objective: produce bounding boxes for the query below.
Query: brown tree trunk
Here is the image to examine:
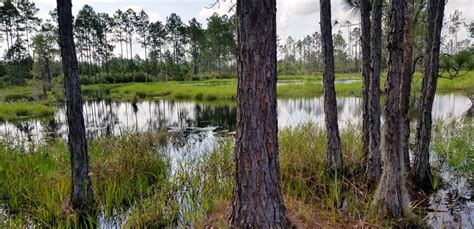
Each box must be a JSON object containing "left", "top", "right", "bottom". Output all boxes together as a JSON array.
[
  {"left": 400, "top": 0, "right": 415, "bottom": 169},
  {"left": 412, "top": 0, "right": 445, "bottom": 190},
  {"left": 42, "top": 56, "right": 53, "bottom": 97},
  {"left": 367, "top": 0, "right": 383, "bottom": 185},
  {"left": 320, "top": 0, "right": 343, "bottom": 172},
  {"left": 229, "top": 0, "right": 290, "bottom": 227},
  {"left": 360, "top": 0, "right": 371, "bottom": 161},
  {"left": 57, "top": 0, "right": 94, "bottom": 214},
  {"left": 373, "top": 0, "right": 409, "bottom": 218}
]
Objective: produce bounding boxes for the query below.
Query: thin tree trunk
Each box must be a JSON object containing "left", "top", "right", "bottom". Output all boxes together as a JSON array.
[
  {"left": 360, "top": 0, "right": 371, "bottom": 163},
  {"left": 320, "top": 0, "right": 343, "bottom": 172},
  {"left": 373, "top": 0, "right": 409, "bottom": 218},
  {"left": 229, "top": 0, "right": 290, "bottom": 227},
  {"left": 367, "top": 0, "right": 383, "bottom": 184},
  {"left": 120, "top": 39, "right": 124, "bottom": 76},
  {"left": 412, "top": 0, "right": 445, "bottom": 190},
  {"left": 57, "top": 0, "right": 93, "bottom": 214},
  {"left": 400, "top": 0, "right": 415, "bottom": 169},
  {"left": 129, "top": 35, "right": 133, "bottom": 60},
  {"left": 45, "top": 56, "right": 52, "bottom": 91}
]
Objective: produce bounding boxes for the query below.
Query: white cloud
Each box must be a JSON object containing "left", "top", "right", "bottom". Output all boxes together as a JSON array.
[{"left": 2, "top": 0, "right": 472, "bottom": 59}]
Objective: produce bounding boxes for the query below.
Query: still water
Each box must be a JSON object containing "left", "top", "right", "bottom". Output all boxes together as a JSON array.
[
  {"left": 0, "top": 93, "right": 470, "bottom": 145},
  {"left": 0, "top": 93, "right": 472, "bottom": 227}
]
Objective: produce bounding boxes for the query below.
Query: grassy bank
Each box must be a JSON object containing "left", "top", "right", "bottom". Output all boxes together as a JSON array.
[
  {"left": 0, "top": 86, "right": 34, "bottom": 102},
  {"left": 81, "top": 79, "right": 364, "bottom": 101},
  {"left": 0, "top": 131, "right": 175, "bottom": 227},
  {"left": 0, "top": 72, "right": 472, "bottom": 103},
  {"left": 0, "top": 71, "right": 471, "bottom": 121},
  {"left": 0, "top": 118, "right": 472, "bottom": 227},
  {"left": 81, "top": 72, "right": 473, "bottom": 101},
  {"left": 0, "top": 102, "right": 55, "bottom": 122}
]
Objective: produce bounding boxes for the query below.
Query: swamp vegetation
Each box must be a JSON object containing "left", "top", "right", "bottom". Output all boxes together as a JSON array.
[
  {"left": 0, "top": 71, "right": 472, "bottom": 121},
  {"left": 0, "top": 118, "right": 472, "bottom": 227}
]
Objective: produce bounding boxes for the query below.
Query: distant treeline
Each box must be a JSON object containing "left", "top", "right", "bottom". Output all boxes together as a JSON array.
[{"left": 0, "top": 0, "right": 472, "bottom": 87}]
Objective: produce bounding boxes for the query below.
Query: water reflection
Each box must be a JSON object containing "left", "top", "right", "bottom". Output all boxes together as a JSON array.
[
  {"left": 0, "top": 93, "right": 472, "bottom": 227},
  {"left": 427, "top": 154, "right": 474, "bottom": 228},
  {"left": 0, "top": 93, "right": 470, "bottom": 147}
]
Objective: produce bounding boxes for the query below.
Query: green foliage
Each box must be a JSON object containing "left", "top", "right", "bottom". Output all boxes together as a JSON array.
[
  {"left": 0, "top": 102, "right": 54, "bottom": 121},
  {"left": 439, "top": 51, "right": 474, "bottom": 79},
  {"left": 1, "top": 120, "right": 471, "bottom": 227},
  {"left": 432, "top": 118, "right": 474, "bottom": 175},
  {"left": 3, "top": 93, "right": 34, "bottom": 102},
  {"left": 0, "top": 131, "right": 172, "bottom": 226}
]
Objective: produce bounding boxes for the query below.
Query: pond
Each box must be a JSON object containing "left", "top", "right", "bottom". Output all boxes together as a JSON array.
[
  {"left": 1, "top": 93, "right": 470, "bottom": 145},
  {"left": 0, "top": 93, "right": 472, "bottom": 227}
]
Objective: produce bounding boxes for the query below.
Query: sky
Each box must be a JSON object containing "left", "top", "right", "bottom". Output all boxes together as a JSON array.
[{"left": 2, "top": 0, "right": 474, "bottom": 58}]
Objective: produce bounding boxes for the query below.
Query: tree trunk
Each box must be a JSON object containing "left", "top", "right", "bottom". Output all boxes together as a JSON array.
[
  {"left": 400, "top": 0, "right": 415, "bottom": 169},
  {"left": 373, "top": 0, "right": 409, "bottom": 218},
  {"left": 367, "top": 0, "right": 383, "bottom": 185},
  {"left": 44, "top": 56, "right": 52, "bottom": 92},
  {"left": 360, "top": 0, "right": 371, "bottom": 167},
  {"left": 229, "top": 0, "right": 290, "bottom": 227},
  {"left": 412, "top": 0, "right": 445, "bottom": 190},
  {"left": 120, "top": 39, "right": 124, "bottom": 76},
  {"left": 129, "top": 35, "right": 133, "bottom": 60},
  {"left": 57, "top": 0, "right": 94, "bottom": 214},
  {"left": 320, "top": 0, "right": 343, "bottom": 172}
]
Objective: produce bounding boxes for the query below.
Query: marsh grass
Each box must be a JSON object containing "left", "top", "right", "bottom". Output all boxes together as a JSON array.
[
  {"left": 1, "top": 71, "right": 471, "bottom": 104},
  {"left": 1, "top": 119, "right": 472, "bottom": 227},
  {"left": 431, "top": 117, "right": 473, "bottom": 175},
  {"left": 0, "top": 131, "right": 173, "bottom": 227},
  {"left": 0, "top": 102, "right": 55, "bottom": 122}
]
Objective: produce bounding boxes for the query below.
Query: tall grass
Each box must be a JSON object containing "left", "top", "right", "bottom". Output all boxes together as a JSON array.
[
  {"left": 0, "top": 131, "right": 172, "bottom": 227},
  {"left": 1, "top": 119, "right": 471, "bottom": 227},
  {"left": 431, "top": 117, "right": 473, "bottom": 175}
]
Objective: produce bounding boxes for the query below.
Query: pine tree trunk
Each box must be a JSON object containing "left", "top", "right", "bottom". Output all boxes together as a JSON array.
[
  {"left": 45, "top": 56, "right": 52, "bottom": 91},
  {"left": 320, "top": 0, "right": 343, "bottom": 172},
  {"left": 120, "top": 39, "right": 124, "bottom": 77},
  {"left": 367, "top": 0, "right": 383, "bottom": 185},
  {"left": 373, "top": 0, "right": 409, "bottom": 218},
  {"left": 360, "top": 0, "right": 372, "bottom": 170},
  {"left": 412, "top": 0, "right": 445, "bottom": 190},
  {"left": 57, "top": 0, "right": 94, "bottom": 214},
  {"left": 229, "top": 0, "right": 290, "bottom": 227},
  {"left": 400, "top": 0, "right": 415, "bottom": 168}
]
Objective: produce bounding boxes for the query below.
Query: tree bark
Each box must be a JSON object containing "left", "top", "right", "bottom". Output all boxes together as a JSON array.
[
  {"left": 57, "top": 0, "right": 94, "bottom": 214},
  {"left": 373, "top": 0, "right": 409, "bottom": 218},
  {"left": 400, "top": 0, "right": 415, "bottom": 169},
  {"left": 44, "top": 56, "right": 52, "bottom": 92},
  {"left": 229, "top": 0, "right": 290, "bottom": 227},
  {"left": 360, "top": 0, "right": 371, "bottom": 161},
  {"left": 320, "top": 0, "right": 343, "bottom": 172},
  {"left": 367, "top": 0, "right": 383, "bottom": 185},
  {"left": 412, "top": 0, "right": 445, "bottom": 190}
]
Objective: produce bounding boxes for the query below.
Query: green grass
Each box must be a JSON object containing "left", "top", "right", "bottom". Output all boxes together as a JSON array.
[
  {"left": 432, "top": 117, "right": 473, "bottom": 175},
  {"left": 278, "top": 73, "right": 361, "bottom": 81},
  {"left": 0, "top": 85, "right": 34, "bottom": 102},
  {"left": 0, "top": 102, "right": 55, "bottom": 121},
  {"left": 0, "top": 131, "right": 175, "bottom": 227},
  {"left": 1, "top": 119, "right": 471, "bottom": 227},
  {"left": 0, "top": 72, "right": 471, "bottom": 104},
  {"left": 81, "top": 77, "right": 364, "bottom": 101}
]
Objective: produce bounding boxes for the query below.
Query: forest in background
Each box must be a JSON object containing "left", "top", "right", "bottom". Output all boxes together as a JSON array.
[
  {"left": 0, "top": 0, "right": 473, "bottom": 227},
  {"left": 0, "top": 0, "right": 473, "bottom": 89}
]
